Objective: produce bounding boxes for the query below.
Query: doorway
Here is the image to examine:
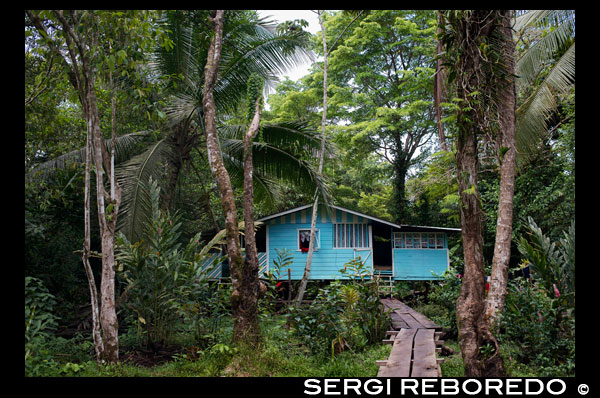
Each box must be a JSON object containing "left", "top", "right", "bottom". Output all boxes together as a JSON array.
[{"left": 371, "top": 222, "right": 392, "bottom": 270}]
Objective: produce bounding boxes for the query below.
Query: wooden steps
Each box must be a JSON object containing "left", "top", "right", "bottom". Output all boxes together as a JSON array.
[
  {"left": 377, "top": 298, "right": 443, "bottom": 377},
  {"left": 372, "top": 270, "right": 394, "bottom": 297}
]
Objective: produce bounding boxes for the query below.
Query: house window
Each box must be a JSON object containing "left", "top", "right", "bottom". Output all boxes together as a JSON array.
[
  {"left": 393, "top": 232, "right": 445, "bottom": 249},
  {"left": 333, "top": 223, "right": 369, "bottom": 248},
  {"left": 298, "top": 229, "right": 319, "bottom": 252}
]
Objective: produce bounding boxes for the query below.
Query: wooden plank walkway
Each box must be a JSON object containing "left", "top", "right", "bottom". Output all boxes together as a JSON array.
[
  {"left": 380, "top": 298, "right": 442, "bottom": 330},
  {"left": 377, "top": 298, "right": 444, "bottom": 377}
]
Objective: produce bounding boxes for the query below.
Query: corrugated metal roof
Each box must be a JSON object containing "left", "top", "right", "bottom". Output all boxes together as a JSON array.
[{"left": 256, "top": 203, "right": 461, "bottom": 232}]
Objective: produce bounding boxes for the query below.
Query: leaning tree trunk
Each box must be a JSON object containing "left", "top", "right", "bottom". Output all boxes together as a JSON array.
[
  {"left": 485, "top": 10, "right": 517, "bottom": 327},
  {"left": 296, "top": 10, "right": 328, "bottom": 306}
]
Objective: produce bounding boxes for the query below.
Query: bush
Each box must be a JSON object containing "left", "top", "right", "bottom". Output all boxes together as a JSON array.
[
  {"left": 497, "top": 217, "right": 575, "bottom": 376},
  {"left": 287, "top": 258, "right": 390, "bottom": 357},
  {"left": 427, "top": 267, "right": 461, "bottom": 339},
  {"left": 25, "top": 276, "right": 61, "bottom": 376},
  {"left": 498, "top": 278, "right": 574, "bottom": 376},
  {"left": 116, "top": 178, "right": 227, "bottom": 348}
]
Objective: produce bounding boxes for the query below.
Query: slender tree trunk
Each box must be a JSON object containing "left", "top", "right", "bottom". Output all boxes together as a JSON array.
[
  {"left": 240, "top": 97, "right": 264, "bottom": 345},
  {"left": 87, "top": 77, "right": 121, "bottom": 363},
  {"left": 434, "top": 11, "right": 448, "bottom": 152},
  {"left": 296, "top": 10, "right": 328, "bottom": 306},
  {"left": 82, "top": 110, "right": 104, "bottom": 362},
  {"left": 162, "top": 122, "right": 195, "bottom": 211},
  {"left": 485, "top": 10, "right": 517, "bottom": 327}
]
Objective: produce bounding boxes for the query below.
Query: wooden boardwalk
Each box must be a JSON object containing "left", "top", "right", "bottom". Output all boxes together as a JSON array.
[{"left": 377, "top": 298, "right": 444, "bottom": 377}]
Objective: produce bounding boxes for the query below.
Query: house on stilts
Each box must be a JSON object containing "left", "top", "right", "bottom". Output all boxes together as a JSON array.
[{"left": 201, "top": 204, "right": 460, "bottom": 282}]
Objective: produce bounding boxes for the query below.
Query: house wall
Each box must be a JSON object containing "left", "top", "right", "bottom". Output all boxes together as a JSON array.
[
  {"left": 265, "top": 206, "right": 373, "bottom": 280},
  {"left": 393, "top": 249, "right": 448, "bottom": 280}
]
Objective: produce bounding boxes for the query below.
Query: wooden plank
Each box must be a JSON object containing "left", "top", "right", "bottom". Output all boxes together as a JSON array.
[
  {"left": 382, "top": 298, "right": 442, "bottom": 330},
  {"left": 407, "top": 311, "right": 440, "bottom": 330},
  {"left": 391, "top": 299, "right": 441, "bottom": 329},
  {"left": 377, "top": 328, "right": 416, "bottom": 377},
  {"left": 390, "top": 312, "right": 410, "bottom": 329},
  {"left": 394, "top": 312, "right": 423, "bottom": 329},
  {"left": 411, "top": 329, "right": 438, "bottom": 377}
]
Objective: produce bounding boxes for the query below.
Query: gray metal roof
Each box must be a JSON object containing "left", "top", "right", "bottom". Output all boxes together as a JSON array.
[{"left": 257, "top": 204, "right": 461, "bottom": 232}]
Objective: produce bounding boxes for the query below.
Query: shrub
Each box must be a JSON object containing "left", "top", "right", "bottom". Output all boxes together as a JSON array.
[
  {"left": 25, "top": 276, "right": 60, "bottom": 376},
  {"left": 427, "top": 267, "right": 461, "bottom": 339},
  {"left": 497, "top": 217, "right": 575, "bottom": 376},
  {"left": 499, "top": 278, "right": 574, "bottom": 376},
  {"left": 116, "top": 178, "right": 227, "bottom": 348},
  {"left": 287, "top": 258, "right": 389, "bottom": 357}
]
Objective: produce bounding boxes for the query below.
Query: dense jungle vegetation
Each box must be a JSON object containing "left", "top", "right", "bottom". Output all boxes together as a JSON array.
[{"left": 25, "top": 10, "right": 574, "bottom": 378}]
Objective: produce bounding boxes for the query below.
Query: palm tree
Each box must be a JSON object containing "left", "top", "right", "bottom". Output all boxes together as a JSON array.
[{"left": 117, "top": 10, "right": 329, "bottom": 243}]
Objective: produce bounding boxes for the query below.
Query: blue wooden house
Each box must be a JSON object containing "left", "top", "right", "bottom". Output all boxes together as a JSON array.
[{"left": 241, "top": 204, "right": 460, "bottom": 281}]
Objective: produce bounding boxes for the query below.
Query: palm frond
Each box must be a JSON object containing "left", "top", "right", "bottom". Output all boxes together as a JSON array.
[
  {"left": 26, "top": 131, "right": 151, "bottom": 182},
  {"left": 215, "top": 18, "right": 314, "bottom": 114},
  {"left": 219, "top": 122, "right": 332, "bottom": 204},
  {"left": 515, "top": 10, "right": 575, "bottom": 92},
  {"left": 115, "top": 139, "right": 175, "bottom": 242},
  {"left": 514, "top": 10, "right": 575, "bottom": 168},
  {"left": 515, "top": 43, "right": 575, "bottom": 167}
]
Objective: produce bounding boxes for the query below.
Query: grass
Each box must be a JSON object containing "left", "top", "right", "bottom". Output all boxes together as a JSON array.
[
  {"left": 27, "top": 304, "right": 558, "bottom": 377},
  {"left": 29, "top": 315, "right": 393, "bottom": 377}
]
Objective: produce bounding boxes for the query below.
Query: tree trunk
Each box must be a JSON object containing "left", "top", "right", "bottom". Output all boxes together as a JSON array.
[
  {"left": 450, "top": 10, "right": 505, "bottom": 377},
  {"left": 201, "top": 10, "right": 252, "bottom": 344},
  {"left": 239, "top": 97, "right": 264, "bottom": 345},
  {"left": 433, "top": 11, "right": 448, "bottom": 152},
  {"left": 162, "top": 122, "right": 195, "bottom": 211},
  {"left": 296, "top": 10, "right": 328, "bottom": 306},
  {"left": 455, "top": 119, "right": 502, "bottom": 376},
  {"left": 87, "top": 77, "right": 121, "bottom": 363},
  {"left": 391, "top": 156, "right": 409, "bottom": 224},
  {"left": 81, "top": 108, "right": 104, "bottom": 362},
  {"left": 485, "top": 10, "right": 517, "bottom": 327}
]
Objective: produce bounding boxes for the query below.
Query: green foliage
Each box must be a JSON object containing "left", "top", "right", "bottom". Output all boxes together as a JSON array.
[
  {"left": 288, "top": 258, "right": 390, "bottom": 357},
  {"left": 517, "top": 216, "right": 575, "bottom": 308},
  {"left": 496, "top": 219, "right": 575, "bottom": 376},
  {"left": 426, "top": 267, "right": 462, "bottom": 339},
  {"left": 25, "top": 277, "right": 60, "bottom": 376},
  {"left": 499, "top": 278, "right": 574, "bottom": 376},
  {"left": 116, "top": 178, "right": 226, "bottom": 348},
  {"left": 260, "top": 248, "right": 294, "bottom": 315}
]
